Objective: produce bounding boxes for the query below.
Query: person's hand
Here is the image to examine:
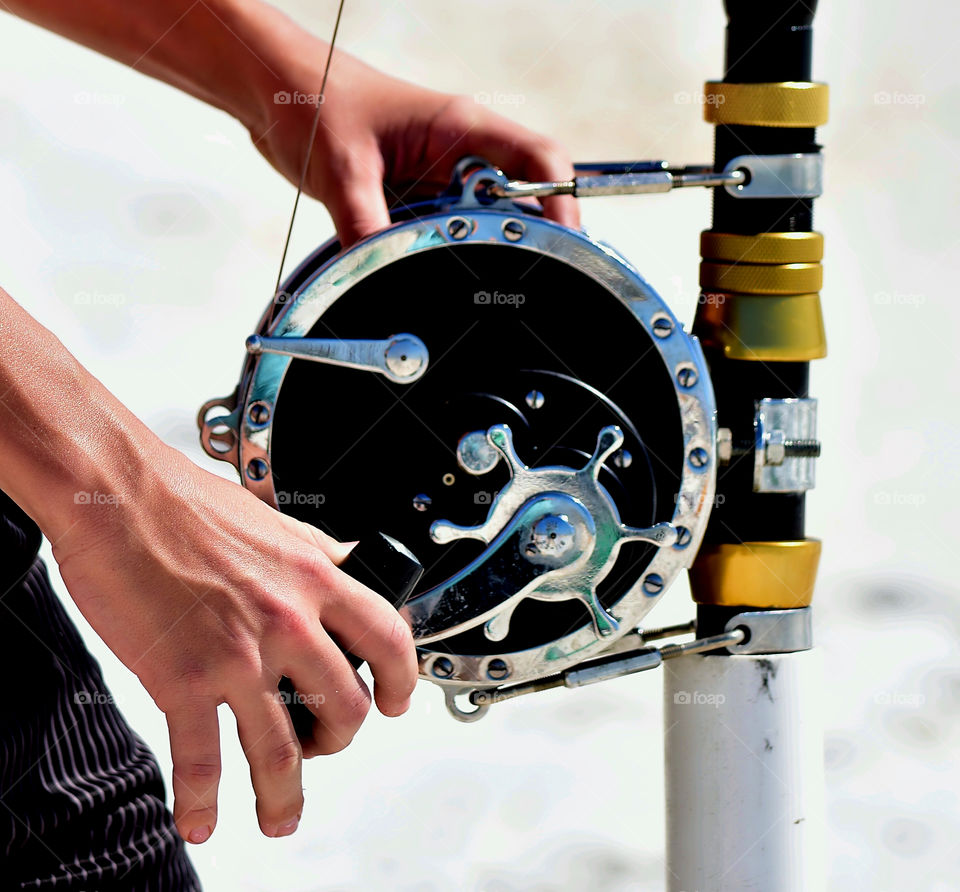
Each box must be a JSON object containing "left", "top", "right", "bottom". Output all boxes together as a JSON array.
[
  {"left": 51, "top": 440, "right": 417, "bottom": 844},
  {"left": 247, "top": 37, "right": 580, "bottom": 247}
]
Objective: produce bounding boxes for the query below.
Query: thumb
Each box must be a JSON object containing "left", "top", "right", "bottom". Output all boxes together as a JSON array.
[{"left": 320, "top": 150, "right": 391, "bottom": 248}]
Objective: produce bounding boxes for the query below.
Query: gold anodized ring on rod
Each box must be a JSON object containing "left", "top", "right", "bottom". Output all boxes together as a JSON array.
[{"left": 703, "top": 81, "right": 829, "bottom": 128}]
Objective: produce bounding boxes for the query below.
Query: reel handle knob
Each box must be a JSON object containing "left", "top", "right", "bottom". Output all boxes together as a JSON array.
[
  {"left": 339, "top": 531, "right": 425, "bottom": 667},
  {"left": 280, "top": 531, "right": 423, "bottom": 739}
]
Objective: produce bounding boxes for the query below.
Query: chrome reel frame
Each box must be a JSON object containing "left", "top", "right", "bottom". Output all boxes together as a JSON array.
[{"left": 200, "top": 163, "right": 717, "bottom": 713}]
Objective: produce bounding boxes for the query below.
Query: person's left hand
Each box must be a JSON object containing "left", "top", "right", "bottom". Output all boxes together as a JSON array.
[{"left": 246, "top": 33, "right": 579, "bottom": 247}]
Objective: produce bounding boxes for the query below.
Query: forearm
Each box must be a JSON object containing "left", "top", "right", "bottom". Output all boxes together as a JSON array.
[
  {"left": 0, "top": 288, "right": 163, "bottom": 545},
  {"left": 2, "top": 0, "right": 316, "bottom": 132}
]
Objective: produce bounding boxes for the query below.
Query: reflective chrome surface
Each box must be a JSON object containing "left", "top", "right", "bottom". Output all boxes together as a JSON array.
[
  {"left": 754, "top": 398, "right": 819, "bottom": 492},
  {"left": 414, "top": 424, "right": 676, "bottom": 642},
  {"left": 491, "top": 166, "right": 744, "bottom": 199},
  {"left": 724, "top": 608, "right": 813, "bottom": 654},
  {"left": 722, "top": 153, "right": 823, "bottom": 199},
  {"left": 456, "top": 430, "right": 500, "bottom": 476},
  {"left": 245, "top": 333, "right": 428, "bottom": 384}
]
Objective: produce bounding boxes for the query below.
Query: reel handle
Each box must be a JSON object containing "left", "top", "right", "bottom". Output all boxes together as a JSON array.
[
  {"left": 280, "top": 531, "right": 423, "bottom": 740},
  {"left": 339, "top": 531, "right": 425, "bottom": 663}
]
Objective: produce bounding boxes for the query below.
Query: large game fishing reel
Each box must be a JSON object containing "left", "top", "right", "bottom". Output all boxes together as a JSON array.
[{"left": 199, "top": 158, "right": 737, "bottom": 720}]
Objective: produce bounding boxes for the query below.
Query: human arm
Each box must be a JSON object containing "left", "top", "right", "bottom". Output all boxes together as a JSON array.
[
  {"left": 3, "top": 0, "right": 579, "bottom": 245},
  {"left": 0, "top": 287, "right": 417, "bottom": 843}
]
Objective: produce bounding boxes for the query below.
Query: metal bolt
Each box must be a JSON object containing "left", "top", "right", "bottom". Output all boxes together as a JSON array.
[
  {"left": 717, "top": 427, "right": 733, "bottom": 464},
  {"left": 246, "top": 458, "right": 269, "bottom": 480},
  {"left": 413, "top": 493, "right": 432, "bottom": 512},
  {"left": 642, "top": 573, "right": 664, "bottom": 596},
  {"left": 384, "top": 336, "right": 426, "bottom": 379},
  {"left": 763, "top": 432, "right": 822, "bottom": 466},
  {"left": 677, "top": 366, "right": 698, "bottom": 389},
  {"left": 525, "top": 514, "right": 577, "bottom": 562},
  {"left": 689, "top": 447, "right": 709, "bottom": 469},
  {"left": 502, "top": 219, "right": 525, "bottom": 242},
  {"left": 248, "top": 402, "right": 271, "bottom": 425},
  {"left": 525, "top": 389, "right": 545, "bottom": 410},
  {"left": 764, "top": 436, "right": 822, "bottom": 466},
  {"left": 432, "top": 656, "right": 454, "bottom": 678},
  {"left": 727, "top": 436, "right": 822, "bottom": 465},
  {"left": 457, "top": 430, "right": 500, "bottom": 475},
  {"left": 613, "top": 449, "right": 633, "bottom": 469},
  {"left": 652, "top": 315, "right": 674, "bottom": 338},
  {"left": 674, "top": 526, "right": 692, "bottom": 549},
  {"left": 782, "top": 439, "right": 821, "bottom": 458},
  {"left": 486, "top": 658, "right": 510, "bottom": 681},
  {"left": 447, "top": 217, "right": 470, "bottom": 240},
  {"left": 765, "top": 430, "right": 786, "bottom": 465}
]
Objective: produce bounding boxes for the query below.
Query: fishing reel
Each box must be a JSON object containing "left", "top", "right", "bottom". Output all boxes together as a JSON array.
[{"left": 199, "top": 157, "right": 723, "bottom": 720}]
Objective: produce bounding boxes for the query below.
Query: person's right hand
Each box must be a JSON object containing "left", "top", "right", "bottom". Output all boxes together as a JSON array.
[{"left": 51, "top": 441, "right": 417, "bottom": 845}]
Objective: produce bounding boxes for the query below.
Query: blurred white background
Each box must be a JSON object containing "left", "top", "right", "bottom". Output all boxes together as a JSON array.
[{"left": 1, "top": 1, "right": 958, "bottom": 889}]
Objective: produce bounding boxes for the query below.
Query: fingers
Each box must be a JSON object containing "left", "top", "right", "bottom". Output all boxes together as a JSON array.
[
  {"left": 273, "top": 511, "right": 354, "bottom": 565},
  {"left": 230, "top": 688, "right": 304, "bottom": 838},
  {"left": 496, "top": 131, "right": 579, "bottom": 231},
  {"left": 320, "top": 96, "right": 579, "bottom": 247},
  {"left": 319, "top": 565, "right": 417, "bottom": 718},
  {"left": 319, "top": 144, "right": 392, "bottom": 248},
  {"left": 282, "top": 631, "right": 372, "bottom": 757},
  {"left": 427, "top": 97, "right": 580, "bottom": 230},
  {"left": 478, "top": 126, "right": 579, "bottom": 230},
  {"left": 167, "top": 704, "right": 222, "bottom": 844}
]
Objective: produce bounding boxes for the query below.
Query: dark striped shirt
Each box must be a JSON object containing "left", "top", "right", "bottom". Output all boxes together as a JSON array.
[{"left": 0, "top": 492, "right": 198, "bottom": 890}]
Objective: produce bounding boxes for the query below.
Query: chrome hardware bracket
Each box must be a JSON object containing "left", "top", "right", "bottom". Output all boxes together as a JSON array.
[
  {"left": 482, "top": 153, "right": 821, "bottom": 202},
  {"left": 721, "top": 153, "right": 823, "bottom": 199},
  {"left": 724, "top": 608, "right": 813, "bottom": 655},
  {"left": 489, "top": 161, "right": 744, "bottom": 200},
  {"left": 458, "top": 626, "right": 746, "bottom": 719},
  {"left": 753, "top": 398, "right": 819, "bottom": 493}
]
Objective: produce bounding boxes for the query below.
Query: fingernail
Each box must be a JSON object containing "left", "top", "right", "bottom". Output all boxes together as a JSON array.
[
  {"left": 275, "top": 816, "right": 300, "bottom": 837},
  {"left": 188, "top": 826, "right": 211, "bottom": 844}
]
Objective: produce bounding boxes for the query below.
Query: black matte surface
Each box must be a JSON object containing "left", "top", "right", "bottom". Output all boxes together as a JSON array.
[{"left": 270, "top": 242, "right": 684, "bottom": 653}]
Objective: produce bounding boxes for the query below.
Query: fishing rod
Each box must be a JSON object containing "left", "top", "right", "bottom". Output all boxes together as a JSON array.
[{"left": 669, "top": 2, "right": 827, "bottom": 888}]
